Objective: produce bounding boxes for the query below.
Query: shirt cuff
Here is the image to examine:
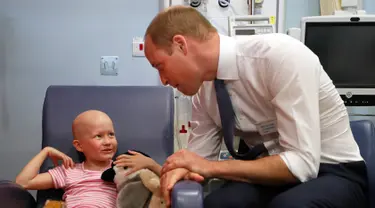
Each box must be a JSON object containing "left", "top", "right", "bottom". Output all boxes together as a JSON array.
[{"left": 279, "top": 150, "right": 318, "bottom": 182}]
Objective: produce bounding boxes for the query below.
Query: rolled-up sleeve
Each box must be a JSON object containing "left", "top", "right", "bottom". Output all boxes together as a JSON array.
[
  {"left": 266, "top": 43, "right": 322, "bottom": 182},
  {"left": 187, "top": 87, "right": 222, "bottom": 161}
]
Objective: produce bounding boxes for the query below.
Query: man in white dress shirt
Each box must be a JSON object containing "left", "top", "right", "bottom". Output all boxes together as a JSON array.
[{"left": 144, "top": 5, "right": 368, "bottom": 208}]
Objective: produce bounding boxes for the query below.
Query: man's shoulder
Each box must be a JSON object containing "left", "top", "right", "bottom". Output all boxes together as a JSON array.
[
  {"left": 245, "top": 33, "right": 318, "bottom": 67},
  {"left": 234, "top": 33, "right": 296, "bottom": 59}
]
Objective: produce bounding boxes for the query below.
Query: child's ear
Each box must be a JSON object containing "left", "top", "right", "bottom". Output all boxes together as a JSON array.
[{"left": 72, "top": 140, "right": 83, "bottom": 152}]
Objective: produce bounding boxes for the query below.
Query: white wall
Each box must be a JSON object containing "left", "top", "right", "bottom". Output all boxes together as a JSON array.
[
  {"left": 285, "top": 0, "right": 320, "bottom": 29},
  {"left": 0, "top": 8, "right": 7, "bottom": 155}
]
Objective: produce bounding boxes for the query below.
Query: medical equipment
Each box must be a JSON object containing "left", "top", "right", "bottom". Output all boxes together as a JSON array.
[
  {"left": 182, "top": 0, "right": 208, "bottom": 12},
  {"left": 301, "top": 14, "right": 375, "bottom": 106},
  {"left": 218, "top": 0, "right": 230, "bottom": 8},
  {"left": 228, "top": 15, "right": 275, "bottom": 36},
  {"left": 286, "top": 27, "right": 301, "bottom": 41},
  {"left": 190, "top": 0, "right": 201, "bottom": 7},
  {"left": 174, "top": 89, "right": 192, "bottom": 150},
  {"left": 334, "top": 0, "right": 365, "bottom": 15},
  {"left": 159, "top": 0, "right": 170, "bottom": 11},
  {"left": 253, "top": 0, "right": 264, "bottom": 15},
  {"left": 248, "top": 0, "right": 284, "bottom": 33}
]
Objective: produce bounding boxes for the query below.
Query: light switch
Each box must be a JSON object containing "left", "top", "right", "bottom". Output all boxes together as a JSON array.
[
  {"left": 132, "top": 37, "right": 145, "bottom": 57},
  {"left": 100, "top": 56, "right": 119, "bottom": 76}
]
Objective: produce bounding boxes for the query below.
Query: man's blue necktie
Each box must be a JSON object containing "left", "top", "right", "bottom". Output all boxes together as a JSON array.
[{"left": 214, "top": 79, "right": 267, "bottom": 160}]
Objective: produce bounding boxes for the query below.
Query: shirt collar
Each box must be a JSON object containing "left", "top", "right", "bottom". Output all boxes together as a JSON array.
[{"left": 217, "top": 34, "right": 239, "bottom": 80}]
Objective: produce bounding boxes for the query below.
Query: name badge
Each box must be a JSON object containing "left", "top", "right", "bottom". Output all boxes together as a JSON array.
[{"left": 256, "top": 119, "right": 278, "bottom": 136}]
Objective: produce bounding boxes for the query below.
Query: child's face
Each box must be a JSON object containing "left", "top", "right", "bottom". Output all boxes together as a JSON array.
[{"left": 73, "top": 112, "right": 118, "bottom": 163}]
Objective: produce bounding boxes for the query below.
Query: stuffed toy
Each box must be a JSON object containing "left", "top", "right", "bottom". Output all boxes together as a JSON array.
[
  {"left": 101, "top": 150, "right": 165, "bottom": 208},
  {"left": 44, "top": 200, "right": 65, "bottom": 208}
]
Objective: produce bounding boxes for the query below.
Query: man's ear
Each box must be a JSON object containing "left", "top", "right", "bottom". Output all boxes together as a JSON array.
[
  {"left": 172, "top": 35, "right": 188, "bottom": 55},
  {"left": 72, "top": 139, "right": 83, "bottom": 152}
]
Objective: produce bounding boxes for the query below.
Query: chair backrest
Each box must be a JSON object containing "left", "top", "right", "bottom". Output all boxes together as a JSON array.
[
  {"left": 351, "top": 120, "right": 375, "bottom": 162},
  {"left": 350, "top": 120, "right": 375, "bottom": 208},
  {"left": 36, "top": 85, "right": 175, "bottom": 207}
]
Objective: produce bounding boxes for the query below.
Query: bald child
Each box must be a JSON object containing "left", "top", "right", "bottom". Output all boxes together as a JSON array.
[{"left": 16, "top": 110, "right": 161, "bottom": 208}]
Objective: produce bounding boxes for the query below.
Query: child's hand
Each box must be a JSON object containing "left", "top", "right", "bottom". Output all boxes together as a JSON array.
[
  {"left": 45, "top": 147, "right": 74, "bottom": 169},
  {"left": 114, "top": 150, "right": 155, "bottom": 176}
]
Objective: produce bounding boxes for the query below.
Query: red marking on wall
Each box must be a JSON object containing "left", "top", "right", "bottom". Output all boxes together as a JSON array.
[{"left": 179, "top": 125, "right": 187, "bottom": 133}]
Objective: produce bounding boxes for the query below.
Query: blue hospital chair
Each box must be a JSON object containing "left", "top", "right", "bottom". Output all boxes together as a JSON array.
[
  {"left": 350, "top": 120, "right": 375, "bottom": 208},
  {"left": 0, "top": 85, "right": 203, "bottom": 208}
]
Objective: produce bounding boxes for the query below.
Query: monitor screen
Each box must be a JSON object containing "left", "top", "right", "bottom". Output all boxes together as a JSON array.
[
  {"left": 235, "top": 29, "right": 255, "bottom": 35},
  {"left": 304, "top": 22, "right": 375, "bottom": 88}
]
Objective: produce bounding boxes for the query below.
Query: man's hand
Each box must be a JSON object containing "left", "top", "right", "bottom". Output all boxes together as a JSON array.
[
  {"left": 162, "top": 149, "right": 212, "bottom": 178},
  {"left": 160, "top": 168, "right": 188, "bottom": 207},
  {"left": 160, "top": 168, "right": 204, "bottom": 207}
]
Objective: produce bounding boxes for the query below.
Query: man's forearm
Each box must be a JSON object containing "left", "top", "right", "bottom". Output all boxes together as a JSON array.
[{"left": 207, "top": 155, "right": 298, "bottom": 185}]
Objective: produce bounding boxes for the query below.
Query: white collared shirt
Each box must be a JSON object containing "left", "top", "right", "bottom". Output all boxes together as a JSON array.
[{"left": 187, "top": 33, "right": 363, "bottom": 183}]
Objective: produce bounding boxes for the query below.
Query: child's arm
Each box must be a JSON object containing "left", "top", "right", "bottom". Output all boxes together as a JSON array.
[
  {"left": 147, "top": 159, "right": 162, "bottom": 177},
  {"left": 114, "top": 150, "right": 162, "bottom": 177},
  {"left": 16, "top": 147, "right": 53, "bottom": 190},
  {"left": 15, "top": 146, "right": 74, "bottom": 190}
]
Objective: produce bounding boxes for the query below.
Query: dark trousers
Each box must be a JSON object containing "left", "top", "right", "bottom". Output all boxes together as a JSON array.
[{"left": 204, "top": 142, "right": 369, "bottom": 208}]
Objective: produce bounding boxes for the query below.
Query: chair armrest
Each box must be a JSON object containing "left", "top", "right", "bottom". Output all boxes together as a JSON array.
[
  {"left": 171, "top": 180, "right": 204, "bottom": 208},
  {"left": 0, "top": 180, "right": 36, "bottom": 208}
]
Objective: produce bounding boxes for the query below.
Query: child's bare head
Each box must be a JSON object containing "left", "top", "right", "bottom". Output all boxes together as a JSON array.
[{"left": 72, "top": 110, "right": 118, "bottom": 163}]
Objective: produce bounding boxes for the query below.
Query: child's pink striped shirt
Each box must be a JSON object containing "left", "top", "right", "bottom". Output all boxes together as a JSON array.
[{"left": 48, "top": 162, "right": 117, "bottom": 208}]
